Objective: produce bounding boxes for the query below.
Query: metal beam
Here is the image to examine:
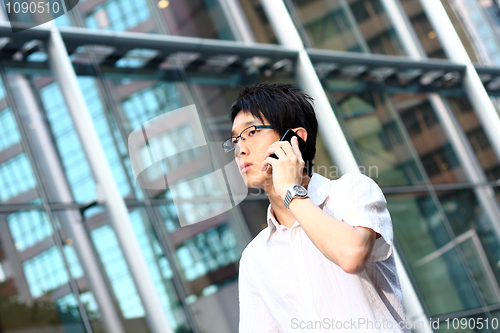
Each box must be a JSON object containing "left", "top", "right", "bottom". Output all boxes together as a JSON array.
[
  {"left": 308, "top": 48, "right": 465, "bottom": 73},
  {"left": 3, "top": 21, "right": 500, "bottom": 93}
]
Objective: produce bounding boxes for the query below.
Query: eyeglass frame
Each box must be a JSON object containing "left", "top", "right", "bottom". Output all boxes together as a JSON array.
[{"left": 222, "top": 124, "right": 274, "bottom": 153}]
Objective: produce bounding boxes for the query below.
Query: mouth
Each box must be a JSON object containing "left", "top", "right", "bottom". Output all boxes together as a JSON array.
[{"left": 241, "top": 164, "right": 252, "bottom": 173}]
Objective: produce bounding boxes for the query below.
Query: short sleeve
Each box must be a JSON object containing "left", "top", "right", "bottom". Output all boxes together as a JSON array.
[{"left": 335, "top": 173, "right": 393, "bottom": 262}]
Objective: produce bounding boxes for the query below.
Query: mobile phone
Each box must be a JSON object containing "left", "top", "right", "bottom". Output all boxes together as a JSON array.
[{"left": 269, "top": 129, "right": 307, "bottom": 159}]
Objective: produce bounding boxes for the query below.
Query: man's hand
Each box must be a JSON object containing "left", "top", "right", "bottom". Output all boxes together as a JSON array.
[{"left": 261, "top": 136, "right": 304, "bottom": 199}]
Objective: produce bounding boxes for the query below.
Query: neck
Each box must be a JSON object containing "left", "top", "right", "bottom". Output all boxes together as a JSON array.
[{"left": 267, "top": 172, "right": 311, "bottom": 229}]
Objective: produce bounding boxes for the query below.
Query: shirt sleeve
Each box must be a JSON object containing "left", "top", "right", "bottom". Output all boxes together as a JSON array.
[
  {"left": 335, "top": 172, "right": 393, "bottom": 262},
  {"left": 238, "top": 252, "right": 280, "bottom": 333}
]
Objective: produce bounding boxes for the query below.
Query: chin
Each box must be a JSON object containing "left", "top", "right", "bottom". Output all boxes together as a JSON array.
[{"left": 241, "top": 171, "right": 269, "bottom": 190}]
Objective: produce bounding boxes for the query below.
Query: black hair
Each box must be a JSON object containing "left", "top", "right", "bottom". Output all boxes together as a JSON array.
[{"left": 229, "top": 82, "right": 318, "bottom": 178}]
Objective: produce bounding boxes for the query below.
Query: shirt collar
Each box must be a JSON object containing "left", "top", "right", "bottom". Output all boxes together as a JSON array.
[{"left": 266, "top": 172, "right": 331, "bottom": 241}]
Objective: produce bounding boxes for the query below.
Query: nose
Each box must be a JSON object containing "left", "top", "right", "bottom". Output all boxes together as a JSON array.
[{"left": 234, "top": 140, "right": 249, "bottom": 157}]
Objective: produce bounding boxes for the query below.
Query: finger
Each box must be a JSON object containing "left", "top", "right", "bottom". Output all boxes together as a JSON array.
[
  {"left": 261, "top": 156, "right": 276, "bottom": 171},
  {"left": 264, "top": 145, "right": 287, "bottom": 161},
  {"left": 290, "top": 136, "right": 304, "bottom": 160},
  {"left": 269, "top": 140, "right": 294, "bottom": 156},
  {"left": 277, "top": 139, "right": 298, "bottom": 161}
]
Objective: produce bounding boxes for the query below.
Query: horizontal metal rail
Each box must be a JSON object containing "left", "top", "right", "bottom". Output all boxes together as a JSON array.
[
  {"left": 308, "top": 48, "right": 466, "bottom": 73},
  {"left": 2, "top": 22, "right": 500, "bottom": 92}
]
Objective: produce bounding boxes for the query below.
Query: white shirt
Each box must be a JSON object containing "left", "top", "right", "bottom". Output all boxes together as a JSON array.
[{"left": 238, "top": 172, "right": 410, "bottom": 333}]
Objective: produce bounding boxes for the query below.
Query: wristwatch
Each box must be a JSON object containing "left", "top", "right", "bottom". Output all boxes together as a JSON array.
[{"left": 283, "top": 184, "right": 309, "bottom": 210}]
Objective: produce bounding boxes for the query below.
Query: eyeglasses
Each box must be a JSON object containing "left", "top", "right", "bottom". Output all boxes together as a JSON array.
[{"left": 222, "top": 125, "right": 274, "bottom": 153}]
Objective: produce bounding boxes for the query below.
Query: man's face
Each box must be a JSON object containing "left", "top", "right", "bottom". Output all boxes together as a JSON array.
[{"left": 231, "top": 111, "right": 281, "bottom": 189}]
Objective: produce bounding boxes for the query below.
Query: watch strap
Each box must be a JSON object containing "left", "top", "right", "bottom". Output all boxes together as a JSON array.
[
  {"left": 284, "top": 185, "right": 308, "bottom": 210},
  {"left": 284, "top": 190, "right": 294, "bottom": 210}
]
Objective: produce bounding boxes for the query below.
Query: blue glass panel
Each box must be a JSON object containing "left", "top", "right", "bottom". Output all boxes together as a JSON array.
[
  {"left": 128, "top": 209, "right": 185, "bottom": 328},
  {"left": 22, "top": 246, "right": 80, "bottom": 298},
  {"left": 85, "top": 16, "right": 98, "bottom": 29},
  {"left": 85, "top": 0, "right": 150, "bottom": 32},
  {"left": 54, "top": 13, "right": 71, "bottom": 27},
  {"left": 121, "top": 83, "right": 182, "bottom": 132},
  {"left": 77, "top": 77, "right": 131, "bottom": 198},
  {"left": 90, "top": 224, "right": 146, "bottom": 318},
  {"left": 64, "top": 245, "right": 84, "bottom": 279},
  {"left": 0, "top": 154, "right": 37, "bottom": 202},
  {"left": 7, "top": 211, "right": 52, "bottom": 251},
  {"left": 39, "top": 82, "right": 96, "bottom": 203},
  {"left": 176, "top": 224, "right": 238, "bottom": 282},
  {"left": 0, "top": 108, "right": 21, "bottom": 151}
]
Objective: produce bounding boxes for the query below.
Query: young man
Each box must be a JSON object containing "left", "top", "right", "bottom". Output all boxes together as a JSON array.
[{"left": 225, "top": 82, "right": 409, "bottom": 332}]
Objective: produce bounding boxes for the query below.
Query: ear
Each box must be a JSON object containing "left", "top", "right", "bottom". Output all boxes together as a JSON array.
[{"left": 293, "top": 127, "right": 308, "bottom": 142}]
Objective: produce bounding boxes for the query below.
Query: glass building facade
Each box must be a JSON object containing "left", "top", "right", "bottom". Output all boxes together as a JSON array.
[{"left": 0, "top": 0, "right": 500, "bottom": 332}]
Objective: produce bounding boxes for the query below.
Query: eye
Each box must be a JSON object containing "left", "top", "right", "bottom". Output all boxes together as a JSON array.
[
  {"left": 231, "top": 137, "right": 239, "bottom": 145},
  {"left": 248, "top": 129, "right": 257, "bottom": 136}
]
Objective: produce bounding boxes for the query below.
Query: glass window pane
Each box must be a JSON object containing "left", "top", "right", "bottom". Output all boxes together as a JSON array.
[
  {"left": 236, "top": 0, "right": 278, "bottom": 43},
  {"left": 399, "top": 0, "right": 447, "bottom": 59},
  {"left": 446, "top": 96, "right": 500, "bottom": 183},
  {"left": 392, "top": 93, "right": 468, "bottom": 184},
  {"left": 326, "top": 89, "right": 426, "bottom": 187},
  {"left": 388, "top": 193, "right": 482, "bottom": 316},
  {"left": 7, "top": 211, "right": 53, "bottom": 251},
  {"left": 289, "top": 0, "right": 363, "bottom": 51},
  {"left": 289, "top": 0, "right": 404, "bottom": 55},
  {"left": 158, "top": 0, "right": 235, "bottom": 40}
]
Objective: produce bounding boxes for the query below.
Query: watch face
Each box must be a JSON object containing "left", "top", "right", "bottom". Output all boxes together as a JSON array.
[{"left": 293, "top": 185, "right": 307, "bottom": 196}]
